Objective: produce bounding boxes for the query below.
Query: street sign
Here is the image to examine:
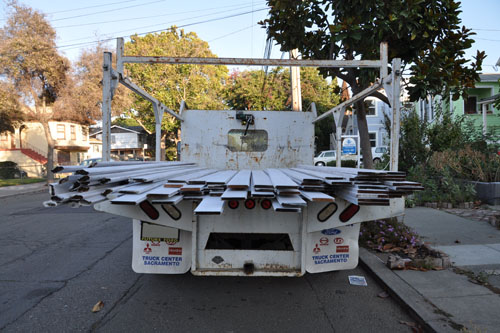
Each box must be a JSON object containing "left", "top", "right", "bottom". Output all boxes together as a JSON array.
[{"left": 342, "top": 138, "right": 356, "bottom": 154}]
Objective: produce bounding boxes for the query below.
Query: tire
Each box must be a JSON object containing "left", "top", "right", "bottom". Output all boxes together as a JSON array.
[
  {"left": 315, "top": 162, "right": 325, "bottom": 166},
  {"left": 373, "top": 158, "right": 381, "bottom": 165}
]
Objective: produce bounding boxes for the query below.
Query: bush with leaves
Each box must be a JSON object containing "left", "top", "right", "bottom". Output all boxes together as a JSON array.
[
  {"left": 429, "top": 146, "right": 500, "bottom": 183},
  {"left": 360, "top": 218, "right": 421, "bottom": 253}
]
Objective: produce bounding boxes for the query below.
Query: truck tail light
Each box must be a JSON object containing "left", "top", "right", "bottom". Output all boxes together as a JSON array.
[
  {"left": 161, "top": 204, "right": 181, "bottom": 220},
  {"left": 317, "top": 203, "right": 337, "bottom": 222},
  {"left": 339, "top": 204, "right": 360, "bottom": 223},
  {"left": 244, "top": 199, "right": 255, "bottom": 209},
  {"left": 139, "top": 200, "right": 159, "bottom": 220},
  {"left": 228, "top": 200, "right": 239, "bottom": 209},
  {"left": 261, "top": 199, "right": 272, "bottom": 210}
]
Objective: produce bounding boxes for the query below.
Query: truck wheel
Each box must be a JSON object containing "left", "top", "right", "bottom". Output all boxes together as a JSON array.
[
  {"left": 315, "top": 162, "right": 325, "bottom": 166},
  {"left": 373, "top": 158, "right": 381, "bottom": 165}
]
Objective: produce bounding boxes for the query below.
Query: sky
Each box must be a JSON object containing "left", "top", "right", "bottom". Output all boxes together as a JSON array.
[{"left": 0, "top": 0, "right": 499, "bottom": 72}]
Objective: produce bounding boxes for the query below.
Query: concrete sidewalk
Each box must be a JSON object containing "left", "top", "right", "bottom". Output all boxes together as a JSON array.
[
  {"left": 0, "top": 182, "right": 47, "bottom": 199},
  {"left": 360, "top": 207, "right": 500, "bottom": 332}
]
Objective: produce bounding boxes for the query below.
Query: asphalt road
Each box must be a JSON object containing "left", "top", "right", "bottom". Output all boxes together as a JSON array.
[{"left": 1, "top": 191, "right": 415, "bottom": 332}]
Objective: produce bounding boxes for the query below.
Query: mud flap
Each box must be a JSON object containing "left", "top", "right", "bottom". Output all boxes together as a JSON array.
[
  {"left": 131, "top": 219, "right": 192, "bottom": 274},
  {"left": 305, "top": 223, "right": 361, "bottom": 273}
]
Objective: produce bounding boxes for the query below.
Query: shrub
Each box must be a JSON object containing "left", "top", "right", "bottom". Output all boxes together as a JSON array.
[
  {"left": 0, "top": 161, "right": 20, "bottom": 179},
  {"left": 429, "top": 146, "right": 500, "bottom": 182},
  {"left": 326, "top": 159, "right": 357, "bottom": 168}
]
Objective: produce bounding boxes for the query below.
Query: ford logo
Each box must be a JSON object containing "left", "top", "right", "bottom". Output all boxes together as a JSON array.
[{"left": 321, "top": 228, "right": 341, "bottom": 235}]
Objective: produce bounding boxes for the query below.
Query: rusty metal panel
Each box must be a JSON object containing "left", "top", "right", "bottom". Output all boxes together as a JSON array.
[{"left": 180, "top": 110, "right": 314, "bottom": 169}]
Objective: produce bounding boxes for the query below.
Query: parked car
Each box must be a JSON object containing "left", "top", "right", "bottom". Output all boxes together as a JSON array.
[
  {"left": 313, "top": 150, "right": 336, "bottom": 166},
  {"left": 79, "top": 158, "right": 102, "bottom": 167},
  {"left": 372, "top": 146, "right": 388, "bottom": 164}
]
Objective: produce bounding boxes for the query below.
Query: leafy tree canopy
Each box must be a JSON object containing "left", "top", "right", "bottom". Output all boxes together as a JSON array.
[
  {"left": 262, "top": 0, "right": 485, "bottom": 167},
  {"left": 0, "top": 82, "right": 23, "bottom": 133},
  {"left": 124, "top": 28, "right": 228, "bottom": 137},
  {"left": 262, "top": 0, "right": 484, "bottom": 101},
  {"left": 0, "top": 0, "right": 71, "bottom": 180},
  {"left": 55, "top": 45, "right": 133, "bottom": 125}
]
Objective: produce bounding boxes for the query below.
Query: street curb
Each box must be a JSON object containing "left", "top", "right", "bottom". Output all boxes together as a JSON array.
[
  {"left": 359, "top": 248, "right": 460, "bottom": 333},
  {"left": 0, "top": 184, "right": 47, "bottom": 199}
]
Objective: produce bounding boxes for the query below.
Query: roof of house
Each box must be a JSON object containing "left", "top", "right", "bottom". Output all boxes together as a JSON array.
[
  {"left": 479, "top": 93, "right": 500, "bottom": 104},
  {"left": 90, "top": 125, "right": 146, "bottom": 137},
  {"left": 479, "top": 74, "right": 500, "bottom": 82}
]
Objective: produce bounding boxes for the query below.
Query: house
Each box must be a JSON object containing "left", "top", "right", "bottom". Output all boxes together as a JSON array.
[
  {"left": 344, "top": 97, "right": 391, "bottom": 148},
  {"left": 452, "top": 73, "right": 500, "bottom": 134},
  {"left": 90, "top": 125, "right": 147, "bottom": 160},
  {"left": 415, "top": 73, "right": 500, "bottom": 134},
  {"left": 0, "top": 121, "right": 90, "bottom": 177}
]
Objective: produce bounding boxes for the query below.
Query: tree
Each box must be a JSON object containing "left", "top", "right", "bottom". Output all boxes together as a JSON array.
[
  {"left": 0, "top": 82, "right": 23, "bottom": 133},
  {"left": 262, "top": 0, "right": 485, "bottom": 168},
  {"left": 58, "top": 44, "right": 132, "bottom": 124},
  {"left": 225, "top": 68, "right": 290, "bottom": 110},
  {"left": 124, "top": 28, "right": 228, "bottom": 159},
  {"left": 225, "top": 67, "right": 340, "bottom": 151},
  {"left": 0, "top": 1, "right": 70, "bottom": 181}
]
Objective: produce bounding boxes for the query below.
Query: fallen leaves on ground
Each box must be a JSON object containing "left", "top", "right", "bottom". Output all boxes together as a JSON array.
[
  {"left": 399, "top": 320, "right": 423, "bottom": 332},
  {"left": 92, "top": 300, "right": 104, "bottom": 313},
  {"left": 377, "top": 291, "right": 389, "bottom": 298}
]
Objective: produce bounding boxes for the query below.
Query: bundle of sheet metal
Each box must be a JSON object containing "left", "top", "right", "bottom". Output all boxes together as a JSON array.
[{"left": 45, "top": 162, "right": 423, "bottom": 214}]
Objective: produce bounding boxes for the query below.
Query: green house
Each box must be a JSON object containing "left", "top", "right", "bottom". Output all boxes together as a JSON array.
[
  {"left": 415, "top": 74, "right": 500, "bottom": 135},
  {"left": 452, "top": 74, "right": 500, "bottom": 134}
]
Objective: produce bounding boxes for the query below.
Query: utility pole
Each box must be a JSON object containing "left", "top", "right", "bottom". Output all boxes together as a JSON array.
[{"left": 290, "top": 49, "right": 302, "bottom": 111}]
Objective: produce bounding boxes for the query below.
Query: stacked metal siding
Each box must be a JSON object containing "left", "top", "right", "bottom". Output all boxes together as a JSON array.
[{"left": 45, "top": 162, "right": 423, "bottom": 214}]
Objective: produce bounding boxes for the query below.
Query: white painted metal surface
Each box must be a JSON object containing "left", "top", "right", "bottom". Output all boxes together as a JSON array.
[{"left": 181, "top": 110, "right": 315, "bottom": 169}]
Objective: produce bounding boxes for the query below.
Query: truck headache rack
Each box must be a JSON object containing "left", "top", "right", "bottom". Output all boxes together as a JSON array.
[{"left": 42, "top": 40, "right": 418, "bottom": 276}]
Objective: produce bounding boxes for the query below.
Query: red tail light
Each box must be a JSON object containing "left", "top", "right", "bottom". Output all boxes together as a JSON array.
[
  {"left": 244, "top": 199, "right": 256, "bottom": 209},
  {"left": 261, "top": 199, "right": 272, "bottom": 210},
  {"left": 139, "top": 200, "right": 159, "bottom": 220},
  {"left": 339, "top": 204, "right": 360, "bottom": 223},
  {"left": 228, "top": 200, "right": 239, "bottom": 209}
]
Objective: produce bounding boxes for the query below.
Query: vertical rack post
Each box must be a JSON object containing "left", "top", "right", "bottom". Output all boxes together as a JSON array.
[
  {"left": 389, "top": 58, "right": 401, "bottom": 172},
  {"left": 102, "top": 52, "right": 113, "bottom": 162}
]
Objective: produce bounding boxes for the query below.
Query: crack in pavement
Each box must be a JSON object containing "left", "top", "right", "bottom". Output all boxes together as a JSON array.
[
  {"left": 0, "top": 217, "right": 120, "bottom": 267},
  {"left": 0, "top": 234, "right": 132, "bottom": 331},
  {"left": 304, "top": 275, "right": 336, "bottom": 332},
  {"left": 89, "top": 274, "right": 144, "bottom": 332}
]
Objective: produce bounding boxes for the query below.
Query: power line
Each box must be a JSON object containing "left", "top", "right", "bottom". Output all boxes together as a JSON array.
[
  {"left": 0, "top": 7, "right": 268, "bottom": 58},
  {"left": 51, "top": 0, "right": 167, "bottom": 22},
  {"left": 475, "top": 38, "right": 500, "bottom": 42},
  {"left": 209, "top": 24, "right": 258, "bottom": 42},
  {"left": 54, "top": 2, "right": 258, "bottom": 29},
  {"left": 58, "top": 7, "right": 268, "bottom": 47},
  {"left": 47, "top": 0, "right": 141, "bottom": 15},
  {"left": 42, "top": 7, "right": 266, "bottom": 54},
  {"left": 472, "top": 28, "right": 500, "bottom": 32}
]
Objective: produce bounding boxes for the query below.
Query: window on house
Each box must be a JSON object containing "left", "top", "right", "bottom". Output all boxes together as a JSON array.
[
  {"left": 82, "top": 127, "right": 88, "bottom": 141},
  {"left": 365, "top": 100, "right": 376, "bottom": 116},
  {"left": 70, "top": 125, "right": 76, "bottom": 140},
  {"left": 56, "top": 124, "right": 65, "bottom": 140},
  {"left": 464, "top": 96, "right": 477, "bottom": 114},
  {"left": 369, "top": 132, "right": 377, "bottom": 148},
  {"left": 0, "top": 132, "right": 8, "bottom": 141},
  {"left": 111, "top": 135, "right": 116, "bottom": 144}
]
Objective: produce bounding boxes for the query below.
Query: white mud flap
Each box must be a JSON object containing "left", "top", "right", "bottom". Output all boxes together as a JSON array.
[
  {"left": 132, "top": 219, "right": 192, "bottom": 274},
  {"left": 305, "top": 223, "right": 361, "bottom": 273}
]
